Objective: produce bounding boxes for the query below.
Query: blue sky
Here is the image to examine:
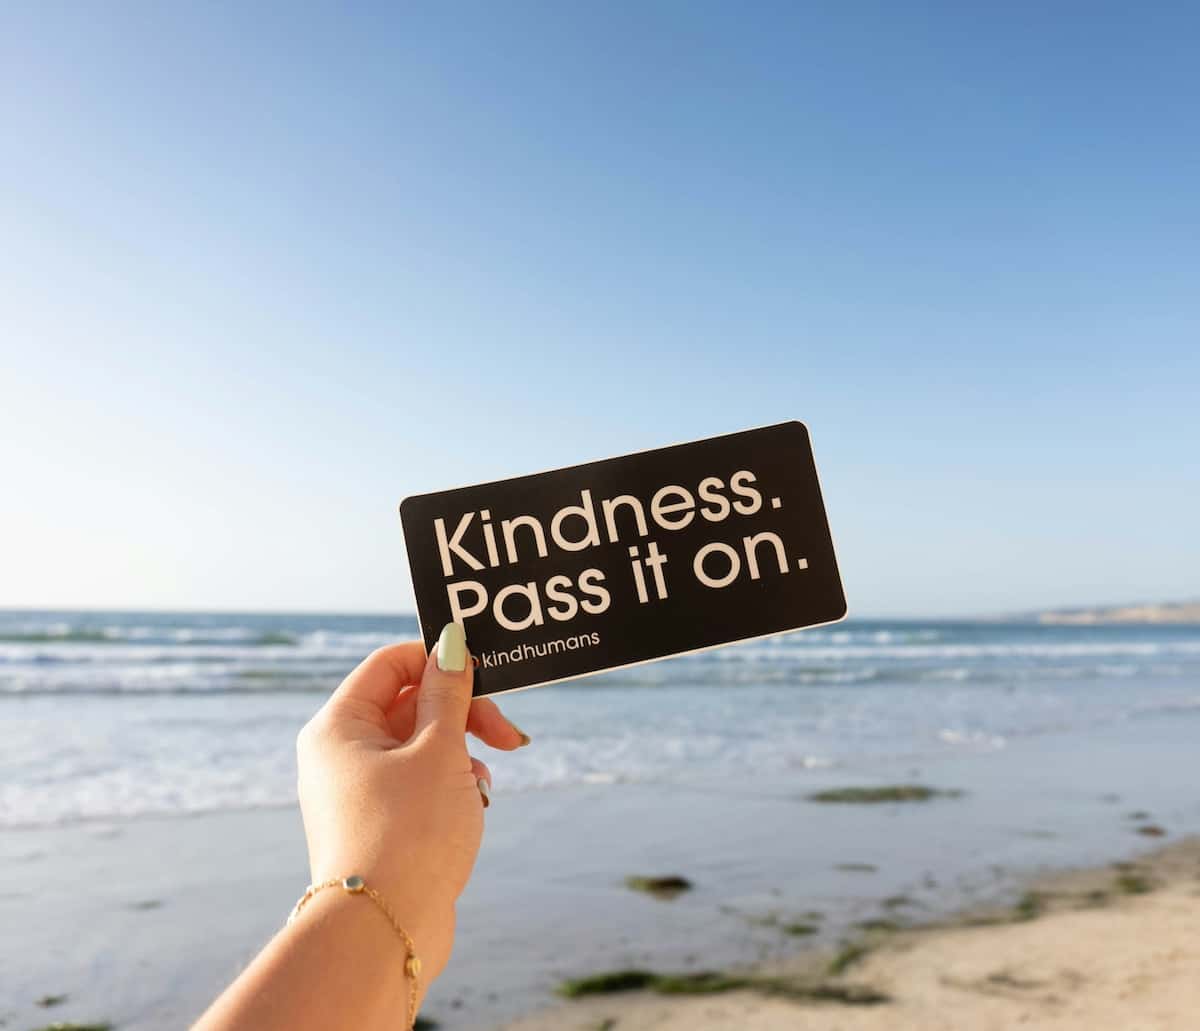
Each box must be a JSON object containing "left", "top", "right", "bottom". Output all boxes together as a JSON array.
[{"left": 1, "top": 2, "right": 1196, "bottom": 616}]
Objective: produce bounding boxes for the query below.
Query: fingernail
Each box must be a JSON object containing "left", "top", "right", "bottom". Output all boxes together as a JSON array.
[
  {"left": 436, "top": 622, "right": 467, "bottom": 672},
  {"left": 507, "top": 719, "right": 532, "bottom": 747},
  {"left": 477, "top": 777, "right": 491, "bottom": 808}
]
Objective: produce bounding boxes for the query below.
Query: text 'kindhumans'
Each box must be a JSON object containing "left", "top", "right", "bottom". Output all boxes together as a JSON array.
[{"left": 400, "top": 421, "right": 846, "bottom": 696}]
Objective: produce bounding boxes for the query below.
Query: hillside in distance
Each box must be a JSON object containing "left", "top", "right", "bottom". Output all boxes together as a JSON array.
[{"left": 1036, "top": 601, "right": 1200, "bottom": 625}]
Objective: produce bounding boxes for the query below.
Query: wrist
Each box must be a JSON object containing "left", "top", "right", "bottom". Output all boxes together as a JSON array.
[
  {"left": 294, "top": 873, "right": 453, "bottom": 990},
  {"left": 286, "top": 885, "right": 414, "bottom": 1017}
]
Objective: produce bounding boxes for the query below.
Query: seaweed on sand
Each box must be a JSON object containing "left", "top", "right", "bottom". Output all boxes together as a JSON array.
[
  {"left": 1114, "top": 873, "right": 1154, "bottom": 895},
  {"left": 624, "top": 875, "right": 693, "bottom": 900},
  {"left": 828, "top": 942, "right": 872, "bottom": 975},
  {"left": 1013, "top": 892, "right": 1044, "bottom": 921},
  {"left": 807, "top": 785, "right": 962, "bottom": 804},
  {"left": 558, "top": 968, "right": 888, "bottom": 1005},
  {"left": 26, "top": 1023, "right": 114, "bottom": 1031},
  {"left": 781, "top": 921, "right": 820, "bottom": 936}
]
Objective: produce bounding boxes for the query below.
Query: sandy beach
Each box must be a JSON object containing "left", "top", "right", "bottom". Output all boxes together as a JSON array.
[
  {"left": 6, "top": 1, "right": 1198, "bottom": 1025},
  {"left": 3, "top": 713, "right": 1199, "bottom": 1030},
  {"left": 4, "top": 616, "right": 1199, "bottom": 1030},
  {"left": 5, "top": 822, "right": 1198, "bottom": 1031},
  {"left": 505, "top": 838, "right": 1200, "bottom": 1030}
]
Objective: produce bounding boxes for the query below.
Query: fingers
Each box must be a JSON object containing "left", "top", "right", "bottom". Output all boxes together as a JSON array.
[
  {"left": 327, "top": 641, "right": 427, "bottom": 714},
  {"left": 384, "top": 683, "right": 420, "bottom": 740},
  {"left": 413, "top": 622, "right": 474, "bottom": 740},
  {"left": 390, "top": 687, "right": 533, "bottom": 752},
  {"left": 470, "top": 755, "right": 492, "bottom": 808},
  {"left": 469, "top": 755, "right": 492, "bottom": 787},
  {"left": 467, "top": 697, "right": 532, "bottom": 751}
]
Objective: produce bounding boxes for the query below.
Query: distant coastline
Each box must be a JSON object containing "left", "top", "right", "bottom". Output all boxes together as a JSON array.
[{"left": 1035, "top": 600, "right": 1200, "bottom": 625}]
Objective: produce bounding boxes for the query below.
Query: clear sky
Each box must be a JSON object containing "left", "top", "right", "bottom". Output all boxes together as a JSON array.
[{"left": 1, "top": 2, "right": 1197, "bottom": 616}]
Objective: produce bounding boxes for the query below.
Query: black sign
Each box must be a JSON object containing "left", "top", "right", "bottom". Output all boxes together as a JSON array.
[{"left": 399, "top": 422, "right": 847, "bottom": 696}]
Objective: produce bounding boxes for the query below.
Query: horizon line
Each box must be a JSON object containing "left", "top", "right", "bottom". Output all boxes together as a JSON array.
[{"left": 1, "top": 601, "right": 1189, "bottom": 621}]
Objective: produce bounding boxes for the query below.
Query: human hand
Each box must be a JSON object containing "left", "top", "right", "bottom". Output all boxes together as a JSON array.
[{"left": 295, "top": 623, "right": 528, "bottom": 989}]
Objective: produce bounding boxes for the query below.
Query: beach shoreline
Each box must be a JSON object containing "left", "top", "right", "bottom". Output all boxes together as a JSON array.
[
  {"left": 3, "top": 707, "right": 1198, "bottom": 1031},
  {"left": 4, "top": 614, "right": 1200, "bottom": 1030},
  {"left": 503, "top": 836, "right": 1200, "bottom": 1030}
]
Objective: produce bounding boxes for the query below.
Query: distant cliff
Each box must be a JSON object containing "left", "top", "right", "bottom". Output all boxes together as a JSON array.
[{"left": 1037, "top": 601, "right": 1200, "bottom": 625}]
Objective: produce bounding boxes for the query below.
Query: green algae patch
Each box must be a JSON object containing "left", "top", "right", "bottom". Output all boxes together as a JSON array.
[
  {"left": 26, "top": 1024, "right": 114, "bottom": 1031},
  {"left": 1115, "top": 873, "right": 1154, "bottom": 895},
  {"left": 558, "top": 970, "right": 741, "bottom": 997},
  {"left": 653, "top": 972, "right": 745, "bottom": 995},
  {"left": 558, "top": 970, "right": 659, "bottom": 997},
  {"left": 808, "top": 785, "right": 962, "bottom": 804},
  {"left": 881, "top": 895, "right": 918, "bottom": 910},
  {"left": 1013, "top": 892, "right": 1044, "bottom": 922},
  {"left": 740, "top": 910, "right": 821, "bottom": 936},
  {"left": 855, "top": 918, "right": 902, "bottom": 933},
  {"left": 756, "top": 980, "right": 888, "bottom": 1005},
  {"left": 828, "top": 942, "right": 872, "bottom": 975},
  {"left": 781, "top": 921, "right": 820, "bottom": 936},
  {"left": 624, "top": 874, "right": 693, "bottom": 900},
  {"left": 558, "top": 968, "right": 889, "bottom": 1006}
]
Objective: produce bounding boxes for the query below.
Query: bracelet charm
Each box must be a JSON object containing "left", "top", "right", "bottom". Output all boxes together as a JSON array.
[{"left": 288, "top": 875, "right": 421, "bottom": 1030}]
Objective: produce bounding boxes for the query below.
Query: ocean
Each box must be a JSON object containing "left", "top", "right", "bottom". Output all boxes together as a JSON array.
[{"left": 3, "top": 609, "right": 1199, "bottom": 830}]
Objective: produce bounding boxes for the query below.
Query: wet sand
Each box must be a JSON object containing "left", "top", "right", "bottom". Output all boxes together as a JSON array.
[
  {"left": 2, "top": 711, "right": 1198, "bottom": 1030},
  {"left": 504, "top": 838, "right": 1200, "bottom": 1030}
]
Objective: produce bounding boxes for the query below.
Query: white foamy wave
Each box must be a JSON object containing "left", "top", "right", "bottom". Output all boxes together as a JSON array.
[
  {"left": 768, "top": 640, "right": 1200, "bottom": 661},
  {"left": 921, "top": 667, "right": 971, "bottom": 681},
  {"left": 580, "top": 772, "right": 621, "bottom": 785},
  {"left": 789, "top": 755, "right": 834, "bottom": 769},
  {"left": 4, "top": 615, "right": 1200, "bottom": 826},
  {"left": 938, "top": 728, "right": 1007, "bottom": 750}
]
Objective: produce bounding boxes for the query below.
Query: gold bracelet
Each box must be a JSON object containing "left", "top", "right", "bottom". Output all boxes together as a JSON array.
[{"left": 287, "top": 875, "right": 422, "bottom": 1029}]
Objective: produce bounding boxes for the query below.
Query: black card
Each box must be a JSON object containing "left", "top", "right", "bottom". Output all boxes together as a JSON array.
[{"left": 399, "top": 421, "right": 846, "bottom": 696}]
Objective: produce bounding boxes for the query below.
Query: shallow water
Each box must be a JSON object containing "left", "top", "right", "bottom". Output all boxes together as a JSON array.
[
  {"left": 3, "top": 711, "right": 1197, "bottom": 1031},
  {"left": 2, "top": 610, "right": 1199, "bottom": 828},
  {"left": 3, "top": 610, "right": 1200, "bottom": 1029}
]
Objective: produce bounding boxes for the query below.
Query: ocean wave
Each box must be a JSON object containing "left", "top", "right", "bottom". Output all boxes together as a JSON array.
[
  {"left": 0, "top": 679, "right": 336, "bottom": 697},
  {"left": 938, "top": 728, "right": 1007, "bottom": 750},
  {"left": 4, "top": 653, "right": 1198, "bottom": 696},
  {"left": 5, "top": 613, "right": 1200, "bottom": 828},
  {"left": 0, "top": 629, "right": 303, "bottom": 647},
  {"left": 0, "top": 629, "right": 116, "bottom": 643},
  {"left": 799, "top": 628, "right": 944, "bottom": 645},
  {"left": 0, "top": 642, "right": 373, "bottom": 667},
  {"left": 1127, "top": 695, "right": 1200, "bottom": 718},
  {"left": 740, "top": 640, "right": 1200, "bottom": 661}
]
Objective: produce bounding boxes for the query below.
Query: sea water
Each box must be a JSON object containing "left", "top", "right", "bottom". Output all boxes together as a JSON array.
[{"left": 3, "top": 610, "right": 1199, "bottom": 829}]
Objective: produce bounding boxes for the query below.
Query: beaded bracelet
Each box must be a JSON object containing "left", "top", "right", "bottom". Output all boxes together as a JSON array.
[{"left": 288, "top": 875, "right": 421, "bottom": 1029}]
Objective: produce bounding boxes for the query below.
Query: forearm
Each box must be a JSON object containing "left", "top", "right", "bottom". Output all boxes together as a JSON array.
[
  {"left": 195, "top": 632, "right": 500, "bottom": 1029},
  {"left": 194, "top": 887, "right": 428, "bottom": 1031}
]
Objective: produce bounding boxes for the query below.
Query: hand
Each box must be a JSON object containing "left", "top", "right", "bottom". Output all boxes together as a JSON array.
[{"left": 295, "top": 623, "right": 528, "bottom": 990}]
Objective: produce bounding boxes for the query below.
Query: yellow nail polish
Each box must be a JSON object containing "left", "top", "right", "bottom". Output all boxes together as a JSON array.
[
  {"left": 477, "top": 777, "right": 491, "bottom": 808},
  {"left": 436, "top": 622, "right": 467, "bottom": 672}
]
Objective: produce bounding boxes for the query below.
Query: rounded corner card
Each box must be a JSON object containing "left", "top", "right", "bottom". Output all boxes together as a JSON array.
[{"left": 399, "top": 422, "right": 846, "bottom": 696}]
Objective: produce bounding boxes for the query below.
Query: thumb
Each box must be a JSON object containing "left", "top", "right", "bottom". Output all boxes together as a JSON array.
[{"left": 413, "top": 621, "right": 474, "bottom": 739}]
